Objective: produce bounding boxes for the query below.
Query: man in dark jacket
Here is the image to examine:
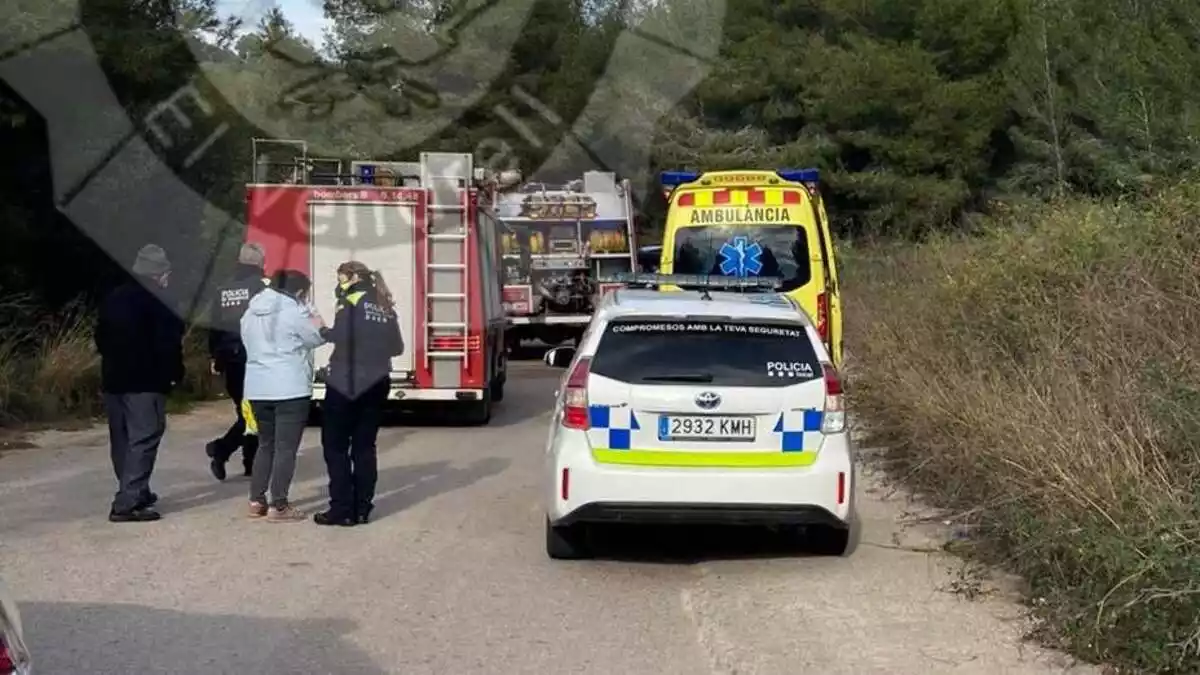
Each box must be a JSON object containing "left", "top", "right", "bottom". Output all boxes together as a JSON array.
[
  {"left": 314, "top": 261, "right": 403, "bottom": 527},
  {"left": 96, "top": 244, "right": 184, "bottom": 522},
  {"left": 205, "top": 242, "right": 270, "bottom": 481}
]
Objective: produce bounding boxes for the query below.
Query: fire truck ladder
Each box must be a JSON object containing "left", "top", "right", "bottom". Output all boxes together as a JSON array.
[{"left": 422, "top": 152, "right": 475, "bottom": 370}]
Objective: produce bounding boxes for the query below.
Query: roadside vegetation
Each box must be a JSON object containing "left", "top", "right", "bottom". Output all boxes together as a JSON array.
[
  {"left": 844, "top": 183, "right": 1200, "bottom": 674},
  {"left": 0, "top": 298, "right": 220, "bottom": 426}
]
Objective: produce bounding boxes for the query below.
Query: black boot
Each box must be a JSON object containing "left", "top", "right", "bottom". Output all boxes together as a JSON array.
[
  {"left": 204, "top": 439, "right": 225, "bottom": 480},
  {"left": 109, "top": 507, "right": 161, "bottom": 523},
  {"left": 313, "top": 510, "right": 356, "bottom": 527}
]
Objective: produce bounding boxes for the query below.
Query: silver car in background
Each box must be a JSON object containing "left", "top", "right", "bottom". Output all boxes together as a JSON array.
[{"left": 0, "top": 578, "right": 31, "bottom": 674}]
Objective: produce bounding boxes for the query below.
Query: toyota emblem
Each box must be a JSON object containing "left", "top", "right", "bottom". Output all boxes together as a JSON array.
[{"left": 695, "top": 391, "right": 721, "bottom": 410}]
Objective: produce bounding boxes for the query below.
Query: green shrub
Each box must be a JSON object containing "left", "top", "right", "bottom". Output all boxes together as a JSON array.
[{"left": 845, "top": 184, "right": 1200, "bottom": 673}]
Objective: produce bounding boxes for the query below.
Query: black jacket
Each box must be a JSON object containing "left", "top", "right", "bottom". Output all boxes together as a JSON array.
[
  {"left": 95, "top": 279, "right": 185, "bottom": 394},
  {"left": 320, "top": 282, "right": 404, "bottom": 399},
  {"left": 207, "top": 263, "right": 268, "bottom": 364}
]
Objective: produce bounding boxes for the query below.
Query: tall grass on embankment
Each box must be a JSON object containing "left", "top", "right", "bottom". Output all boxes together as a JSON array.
[
  {"left": 843, "top": 185, "right": 1200, "bottom": 673},
  {"left": 0, "top": 297, "right": 220, "bottom": 426}
]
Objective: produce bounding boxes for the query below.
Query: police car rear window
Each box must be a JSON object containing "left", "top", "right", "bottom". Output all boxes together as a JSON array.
[{"left": 590, "top": 319, "right": 822, "bottom": 387}]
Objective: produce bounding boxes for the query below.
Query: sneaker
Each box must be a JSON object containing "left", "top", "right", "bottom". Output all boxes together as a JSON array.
[
  {"left": 109, "top": 507, "right": 161, "bottom": 523},
  {"left": 247, "top": 501, "right": 268, "bottom": 519},
  {"left": 313, "top": 510, "right": 356, "bottom": 527},
  {"left": 267, "top": 504, "right": 305, "bottom": 522}
]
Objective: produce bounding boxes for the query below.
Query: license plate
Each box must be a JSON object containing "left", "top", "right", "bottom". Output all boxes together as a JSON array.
[{"left": 657, "top": 415, "right": 756, "bottom": 441}]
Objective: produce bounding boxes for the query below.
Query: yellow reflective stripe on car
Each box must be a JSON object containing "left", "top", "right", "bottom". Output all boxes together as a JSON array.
[{"left": 592, "top": 449, "right": 817, "bottom": 468}]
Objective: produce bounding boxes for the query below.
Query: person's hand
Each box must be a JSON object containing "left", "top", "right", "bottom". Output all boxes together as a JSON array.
[{"left": 309, "top": 311, "right": 326, "bottom": 329}]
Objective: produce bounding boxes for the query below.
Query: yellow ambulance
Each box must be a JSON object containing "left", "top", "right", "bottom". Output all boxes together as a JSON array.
[{"left": 657, "top": 169, "right": 844, "bottom": 366}]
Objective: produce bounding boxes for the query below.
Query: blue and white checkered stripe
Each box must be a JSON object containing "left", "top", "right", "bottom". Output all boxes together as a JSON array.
[
  {"left": 587, "top": 405, "right": 641, "bottom": 450},
  {"left": 773, "top": 409, "right": 823, "bottom": 451}
]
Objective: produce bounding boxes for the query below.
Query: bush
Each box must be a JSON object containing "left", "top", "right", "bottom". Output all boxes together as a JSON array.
[
  {"left": 844, "top": 185, "right": 1200, "bottom": 673},
  {"left": 0, "top": 298, "right": 219, "bottom": 425}
]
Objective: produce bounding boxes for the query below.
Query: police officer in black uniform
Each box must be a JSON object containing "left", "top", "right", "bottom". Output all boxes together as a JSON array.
[
  {"left": 205, "top": 242, "right": 270, "bottom": 481},
  {"left": 314, "top": 261, "right": 404, "bottom": 526}
]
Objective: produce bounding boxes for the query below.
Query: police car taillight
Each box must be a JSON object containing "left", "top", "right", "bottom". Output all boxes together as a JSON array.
[
  {"left": 821, "top": 363, "right": 845, "bottom": 434},
  {"left": 561, "top": 357, "right": 591, "bottom": 429}
]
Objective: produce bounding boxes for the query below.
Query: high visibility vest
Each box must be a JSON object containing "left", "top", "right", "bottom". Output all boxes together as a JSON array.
[{"left": 242, "top": 399, "right": 258, "bottom": 435}]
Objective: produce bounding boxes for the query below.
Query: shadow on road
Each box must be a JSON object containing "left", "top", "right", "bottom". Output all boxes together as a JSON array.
[
  {"left": 288, "top": 457, "right": 510, "bottom": 520},
  {"left": 581, "top": 523, "right": 858, "bottom": 564},
  {"left": 20, "top": 601, "right": 386, "bottom": 674}
]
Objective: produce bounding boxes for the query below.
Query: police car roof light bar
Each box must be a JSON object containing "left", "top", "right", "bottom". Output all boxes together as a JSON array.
[
  {"left": 600, "top": 272, "right": 782, "bottom": 291},
  {"left": 660, "top": 171, "right": 701, "bottom": 187},
  {"left": 777, "top": 168, "right": 820, "bottom": 183}
]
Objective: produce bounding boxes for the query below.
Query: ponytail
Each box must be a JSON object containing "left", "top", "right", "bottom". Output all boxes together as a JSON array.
[{"left": 370, "top": 270, "right": 396, "bottom": 315}]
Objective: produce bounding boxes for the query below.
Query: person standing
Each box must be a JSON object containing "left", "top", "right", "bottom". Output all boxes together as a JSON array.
[
  {"left": 205, "top": 242, "right": 270, "bottom": 481},
  {"left": 95, "top": 244, "right": 184, "bottom": 523},
  {"left": 240, "top": 269, "right": 326, "bottom": 522},
  {"left": 314, "top": 261, "right": 404, "bottom": 527}
]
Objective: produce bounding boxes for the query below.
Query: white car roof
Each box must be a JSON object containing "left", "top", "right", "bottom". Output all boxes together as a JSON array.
[{"left": 599, "top": 288, "right": 813, "bottom": 325}]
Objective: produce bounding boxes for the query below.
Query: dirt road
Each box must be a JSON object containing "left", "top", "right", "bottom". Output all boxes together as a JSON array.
[{"left": 0, "top": 361, "right": 1097, "bottom": 674}]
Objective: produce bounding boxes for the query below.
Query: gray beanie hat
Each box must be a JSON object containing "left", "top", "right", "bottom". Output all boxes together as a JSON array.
[
  {"left": 238, "top": 242, "right": 266, "bottom": 267},
  {"left": 131, "top": 244, "right": 171, "bottom": 277}
]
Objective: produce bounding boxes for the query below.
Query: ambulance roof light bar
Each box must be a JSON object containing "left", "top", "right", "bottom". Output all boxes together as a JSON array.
[
  {"left": 599, "top": 272, "right": 782, "bottom": 291},
  {"left": 659, "top": 168, "right": 821, "bottom": 188}
]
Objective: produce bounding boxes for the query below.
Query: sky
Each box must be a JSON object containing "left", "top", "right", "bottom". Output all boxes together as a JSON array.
[{"left": 217, "top": 0, "right": 332, "bottom": 45}]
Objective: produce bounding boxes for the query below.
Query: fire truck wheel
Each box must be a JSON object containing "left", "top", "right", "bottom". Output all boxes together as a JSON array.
[
  {"left": 491, "top": 373, "right": 506, "bottom": 403},
  {"left": 463, "top": 389, "right": 493, "bottom": 426}
]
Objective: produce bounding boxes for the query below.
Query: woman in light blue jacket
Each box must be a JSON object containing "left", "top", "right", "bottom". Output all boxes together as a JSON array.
[{"left": 240, "top": 269, "right": 326, "bottom": 522}]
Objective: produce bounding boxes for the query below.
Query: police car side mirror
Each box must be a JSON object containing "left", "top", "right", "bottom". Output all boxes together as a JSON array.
[{"left": 544, "top": 346, "right": 576, "bottom": 368}]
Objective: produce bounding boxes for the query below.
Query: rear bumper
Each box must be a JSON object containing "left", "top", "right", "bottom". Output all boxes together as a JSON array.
[
  {"left": 311, "top": 384, "right": 484, "bottom": 402},
  {"left": 545, "top": 428, "right": 855, "bottom": 527}
]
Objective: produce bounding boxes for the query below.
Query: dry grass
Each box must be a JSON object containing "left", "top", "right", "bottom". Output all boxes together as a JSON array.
[
  {"left": 0, "top": 297, "right": 219, "bottom": 425},
  {"left": 844, "top": 185, "right": 1200, "bottom": 673}
]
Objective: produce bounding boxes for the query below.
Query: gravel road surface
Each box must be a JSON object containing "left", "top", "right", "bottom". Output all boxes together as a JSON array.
[{"left": 0, "top": 361, "right": 1098, "bottom": 674}]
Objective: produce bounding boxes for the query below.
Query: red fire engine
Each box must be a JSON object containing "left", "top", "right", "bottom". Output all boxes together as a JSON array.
[{"left": 243, "top": 138, "right": 511, "bottom": 424}]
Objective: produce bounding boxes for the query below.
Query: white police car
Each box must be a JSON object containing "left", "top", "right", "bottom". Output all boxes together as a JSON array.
[{"left": 541, "top": 276, "right": 856, "bottom": 559}]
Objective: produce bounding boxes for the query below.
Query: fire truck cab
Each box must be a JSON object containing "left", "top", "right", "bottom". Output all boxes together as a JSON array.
[
  {"left": 494, "top": 173, "right": 637, "bottom": 349},
  {"left": 243, "top": 139, "right": 511, "bottom": 424}
]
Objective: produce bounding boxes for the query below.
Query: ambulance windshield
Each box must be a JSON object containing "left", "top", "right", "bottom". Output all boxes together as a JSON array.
[{"left": 671, "top": 226, "right": 812, "bottom": 289}]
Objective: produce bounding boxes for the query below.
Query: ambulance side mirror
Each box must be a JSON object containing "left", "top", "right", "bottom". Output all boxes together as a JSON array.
[{"left": 544, "top": 346, "right": 576, "bottom": 368}]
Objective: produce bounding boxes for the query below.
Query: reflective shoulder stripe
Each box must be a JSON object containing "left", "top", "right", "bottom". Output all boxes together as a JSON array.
[{"left": 346, "top": 291, "right": 366, "bottom": 306}]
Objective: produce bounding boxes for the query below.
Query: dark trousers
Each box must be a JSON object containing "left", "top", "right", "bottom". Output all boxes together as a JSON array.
[
  {"left": 321, "top": 380, "right": 388, "bottom": 519},
  {"left": 104, "top": 392, "right": 167, "bottom": 513},
  {"left": 248, "top": 397, "right": 310, "bottom": 508},
  {"left": 211, "top": 360, "right": 258, "bottom": 470}
]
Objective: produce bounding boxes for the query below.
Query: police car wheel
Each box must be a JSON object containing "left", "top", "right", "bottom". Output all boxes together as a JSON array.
[{"left": 545, "top": 519, "right": 591, "bottom": 560}]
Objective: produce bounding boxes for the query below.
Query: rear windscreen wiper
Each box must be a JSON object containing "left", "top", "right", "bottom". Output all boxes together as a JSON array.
[{"left": 640, "top": 373, "right": 715, "bottom": 383}]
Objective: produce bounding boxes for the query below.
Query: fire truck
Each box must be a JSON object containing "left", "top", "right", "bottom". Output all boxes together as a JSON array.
[
  {"left": 493, "top": 173, "right": 638, "bottom": 349},
  {"left": 243, "top": 138, "right": 513, "bottom": 424}
]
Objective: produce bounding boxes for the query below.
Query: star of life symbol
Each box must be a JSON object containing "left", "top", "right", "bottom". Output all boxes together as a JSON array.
[{"left": 718, "top": 236, "right": 763, "bottom": 277}]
